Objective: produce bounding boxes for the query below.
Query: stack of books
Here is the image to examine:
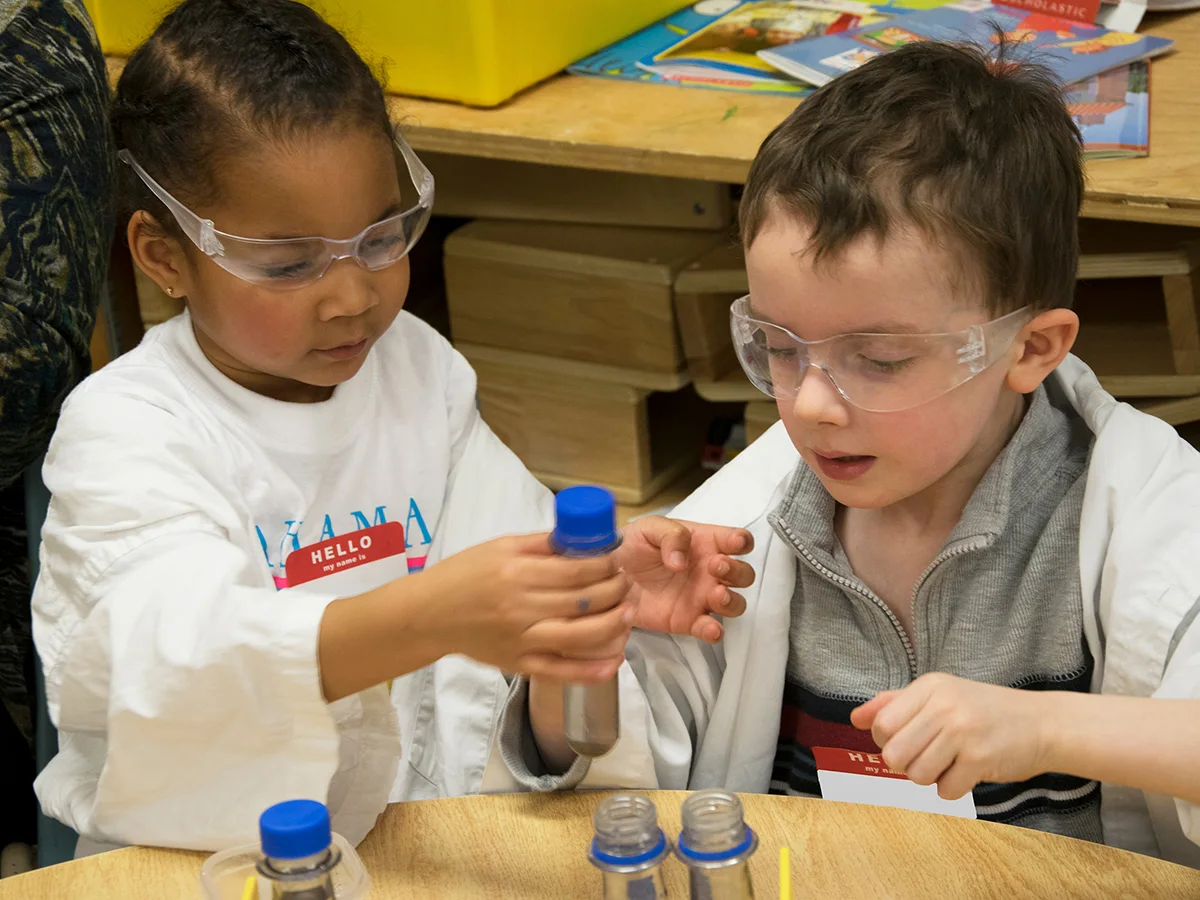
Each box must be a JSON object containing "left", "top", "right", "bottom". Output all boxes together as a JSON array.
[{"left": 570, "top": 0, "right": 1170, "bottom": 159}]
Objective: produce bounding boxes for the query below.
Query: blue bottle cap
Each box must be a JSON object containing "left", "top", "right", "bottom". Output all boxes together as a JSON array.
[
  {"left": 259, "top": 799, "right": 331, "bottom": 860},
  {"left": 552, "top": 485, "right": 618, "bottom": 554}
]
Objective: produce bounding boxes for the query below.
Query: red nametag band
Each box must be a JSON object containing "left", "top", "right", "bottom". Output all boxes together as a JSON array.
[
  {"left": 285, "top": 521, "right": 406, "bottom": 587},
  {"left": 812, "top": 746, "right": 908, "bottom": 780}
]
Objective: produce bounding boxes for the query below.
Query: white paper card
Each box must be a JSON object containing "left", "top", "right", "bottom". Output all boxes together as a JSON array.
[{"left": 814, "top": 747, "right": 977, "bottom": 819}]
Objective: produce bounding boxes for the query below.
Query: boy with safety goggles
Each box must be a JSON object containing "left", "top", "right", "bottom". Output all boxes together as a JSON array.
[{"left": 501, "top": 40, "right": 1200, "bottom": 865}]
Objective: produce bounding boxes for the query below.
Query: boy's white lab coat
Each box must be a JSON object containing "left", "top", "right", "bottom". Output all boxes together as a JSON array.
[
  {"left": 33, "top": 311, "right": 554, "bottom": 852},
  {"left": 499, "top": 356, "right": 1200, "bottom": 867}
]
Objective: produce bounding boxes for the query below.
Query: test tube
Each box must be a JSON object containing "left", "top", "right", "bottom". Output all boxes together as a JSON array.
[{"left": 552, "top": 486, "right": 622, "bottom": 757}]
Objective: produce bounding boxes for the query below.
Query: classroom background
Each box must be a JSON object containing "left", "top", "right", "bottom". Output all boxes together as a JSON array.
[{"left": 4, "top": 0, "right": 1200, "bottom": 896}]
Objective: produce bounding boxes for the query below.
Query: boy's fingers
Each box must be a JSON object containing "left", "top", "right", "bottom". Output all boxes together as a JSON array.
[
  {"left": 691, "top": 615, "right": 723, "bottom": 644},
  {"left": 871, "top": 683, "right": 934, "bottom": 744},
  {"left": 935, "top": 761, "right": 977, "bottom": 801},
  {"left": 710, "top": 556, "right": 756, "bottom": 589},
  {"left": 900, "top": 729, "right": 957, "bottom": 788},
  {"left": 715, "top": 527, "right": 755, "bottom": 556},
  {"left": 880, "top": 709, "right": 944, "bottom": 776},
  {"left": 631, "top": 516, "right": 692, "bottom": 571},
  {"left": 713, "top": 587, "right": 747, "bottom": 618},
  {"left": 850, "top": 690, "right": 900, "bottom": 730}
]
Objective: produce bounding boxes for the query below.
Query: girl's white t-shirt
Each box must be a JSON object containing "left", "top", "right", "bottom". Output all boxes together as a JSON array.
[{"left": 32, "top": 310, "right": 553, "bottom": 851}]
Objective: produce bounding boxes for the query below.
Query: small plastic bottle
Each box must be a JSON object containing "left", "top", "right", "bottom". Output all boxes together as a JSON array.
[
  {"left": 257, "top": 799, "right": 340, "bottom": 900},
  {"left": 552, "top": 485, "right": 622, "bottom": 757},
  {"left": 199, "top": 799, "right": 369, "bottom": 900},
  {"left": 675, "top": 790, "right": 759, "bottom": 900},
  {"left": 589, "top": 793, "right": 671, "bottom": 900}
]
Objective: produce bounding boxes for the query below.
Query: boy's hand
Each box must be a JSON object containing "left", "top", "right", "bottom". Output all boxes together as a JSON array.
[
  {"left": 422, "top": 533, "right": 632, "bottom": 683},
  {"left": 617, "top": 517, "right": 755, "bottom": 643},
  {"left": 850, "top": 673, "right": 1053, "bottom": 799}
]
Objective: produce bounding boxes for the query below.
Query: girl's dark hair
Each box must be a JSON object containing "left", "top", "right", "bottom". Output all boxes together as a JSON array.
[{"left": 112, "top": 0, "right": 392, "bottom": 238}]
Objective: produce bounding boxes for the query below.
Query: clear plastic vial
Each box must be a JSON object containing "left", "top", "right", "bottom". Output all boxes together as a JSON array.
[
  {"left": 675, "top": 790, "right": 758, "bottom": 900},
  {"left": 552, "top": 485, "right": 622, "bottom": 757},
  {"left": 589, "top": 793, "right": 671, "bottom": 900}
]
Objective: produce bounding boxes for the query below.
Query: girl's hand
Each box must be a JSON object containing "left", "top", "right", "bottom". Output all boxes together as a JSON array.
[
  {"left": 421, "top": 533, "right": 632, "bottom": 683},
  {"left": 850, "top": 673, "right": 1053, "bottom": 799},
  {"left": 617, "top": 517, "right": 755, "bottom": 643}
]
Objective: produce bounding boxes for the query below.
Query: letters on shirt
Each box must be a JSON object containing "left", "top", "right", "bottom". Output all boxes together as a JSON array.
[{"left": 255, "top": 498, "right": 431, "bottom": 589}]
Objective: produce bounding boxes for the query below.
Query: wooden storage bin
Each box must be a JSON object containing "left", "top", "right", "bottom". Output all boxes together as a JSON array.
[
  {"left": 445, "top": 220, "right": 724, "bottom": 373},
  {"left": 673, "top": 241, "right": 746, "bottom": 380},
  {"left": 426, "top": 153, "right": 731, "bottom": 231},
  {"left": 458, "top": 344, "right": 708, "bottom": 503}
]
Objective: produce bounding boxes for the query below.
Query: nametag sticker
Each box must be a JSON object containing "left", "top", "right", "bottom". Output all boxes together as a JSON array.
[
  {"left": 285, "top": 522, "right": 406, "bottom": 587},
  {"left": 813, "top": 746, "right": 977, "bottom": 819}
]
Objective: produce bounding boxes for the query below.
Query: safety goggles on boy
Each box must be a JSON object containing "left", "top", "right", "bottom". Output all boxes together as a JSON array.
[
  {"left": 731, "top": 295, "right": 1031, "bottom": 413},
  {"left": 117, "top": 131, "right": 434, "bottom": 290}
]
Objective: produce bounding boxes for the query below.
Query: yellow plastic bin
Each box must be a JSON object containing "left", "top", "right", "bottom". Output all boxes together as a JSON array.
[{"left": 83, "top": 0, "right": 688, "bottom": 106}]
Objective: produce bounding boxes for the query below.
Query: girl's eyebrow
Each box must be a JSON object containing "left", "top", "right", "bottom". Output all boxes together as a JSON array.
[{"left": 259, "top": 201, "right": 408, "bottom": 241}]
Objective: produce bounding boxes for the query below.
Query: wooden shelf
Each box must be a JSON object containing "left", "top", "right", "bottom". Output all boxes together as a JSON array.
[
  {"left": 456, "top": 343, "right": 690, "bottom": 392},
  {"left": 694, "top": 370, "right": 760, "bottom": 403}
]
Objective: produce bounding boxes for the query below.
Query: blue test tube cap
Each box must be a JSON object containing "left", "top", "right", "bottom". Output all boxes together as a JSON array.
[
  {"left": 552, "top": 485, "right": 618, "bottom": 554},
  {"left": 259, "top": 799, "right": 331, "bottom": 860}
]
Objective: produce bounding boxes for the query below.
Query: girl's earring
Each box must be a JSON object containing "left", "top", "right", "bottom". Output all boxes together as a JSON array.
[{"left": 166, "top": 286, "right": 175, "bottom": 296}]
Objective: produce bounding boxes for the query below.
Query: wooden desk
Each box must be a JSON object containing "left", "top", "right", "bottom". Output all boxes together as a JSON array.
[
  {"left": 392, "top": 11, "right": 1200, "bottom": 228},
  {"left": 107, "top": 9, "right": 1200, "bottom": 227},
  {"left": 6, "top": 792, "right": 1200, "bottom": 898}
]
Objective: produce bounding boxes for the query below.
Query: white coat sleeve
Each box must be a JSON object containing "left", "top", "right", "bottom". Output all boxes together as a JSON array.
[
  {"left": 1156, "top": 605, "right": 1200, "bottom": 850},
  {"left": 32, "top": 391, "right": 340, "bottom": 851},
  {"left": 489, "top": 631, "right": 726, "bottom": 793},
  {"left": 486, "top": 423, "right": 798, "bottom": 794}
]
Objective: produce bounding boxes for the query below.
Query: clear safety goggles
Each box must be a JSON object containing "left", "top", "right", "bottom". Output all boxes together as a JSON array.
[
  {"left": 731, "top": 295, "right": 1031, "bottom": 413},
  {"left": 117, "top": 131, "right": 434, "bottom": 290}
]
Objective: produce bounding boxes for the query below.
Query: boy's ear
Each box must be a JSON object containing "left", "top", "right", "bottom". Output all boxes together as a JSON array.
[
  {"left": 127, "top": 211, "right": 192, "bottom": 299},
  {"left": 1006, "top": 308, "right": 1080, "bottom": 394}
]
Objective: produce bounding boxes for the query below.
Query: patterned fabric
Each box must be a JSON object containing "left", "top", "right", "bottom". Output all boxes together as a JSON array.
[{"left": 0, "top": 0, "right": 114, "bottom": 750}]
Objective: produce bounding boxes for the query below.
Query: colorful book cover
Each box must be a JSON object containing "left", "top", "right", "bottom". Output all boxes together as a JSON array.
[
  {"left": 640, "top": 0, "right": 891, "bottom": 83},
  {"left": 1003, "top": 0, "right": 1101, "bottom": 23},
  {"left": 1066, "top": 60, "right": 1149, "bottom": 158},
  {"left": 569, "top": 0, "right": 956, "bottom": 96},
  {"left": 570, "top": 1, "right": 813, "bottom": 95},
  {"left": 757, "top": 1, "right": 1173, "bottom": 87}
]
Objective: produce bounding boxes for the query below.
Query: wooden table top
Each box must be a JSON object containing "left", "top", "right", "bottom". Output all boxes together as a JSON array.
[
  {"left": 6, "top": 791, "right": 1200, "bottom": 898},
  {"left": 106, "top": 9, "right": 1200, "bottom": 226}
]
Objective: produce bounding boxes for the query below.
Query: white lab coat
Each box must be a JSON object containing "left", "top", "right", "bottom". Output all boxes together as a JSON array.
[
  {"left": 33, "top": 311, "right": 553, "bottom": 852},
  {"left": 493, "top": 356, "right": 1200, "bottom": 867}
]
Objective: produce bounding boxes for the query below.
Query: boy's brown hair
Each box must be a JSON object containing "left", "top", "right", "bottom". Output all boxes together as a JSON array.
[{"left": 739, "top": 40, "right": 1083, "bottom": 313}]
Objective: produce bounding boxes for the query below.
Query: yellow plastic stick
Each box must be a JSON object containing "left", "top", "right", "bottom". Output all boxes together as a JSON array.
[
  {"left": 779, "top": 846, "right": 792, "bottom": 900},
  {"left": 241, "top": 875, "right": 256, "bottom": 900}
]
